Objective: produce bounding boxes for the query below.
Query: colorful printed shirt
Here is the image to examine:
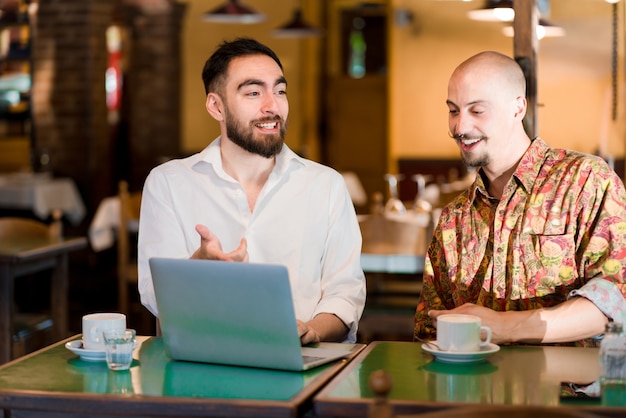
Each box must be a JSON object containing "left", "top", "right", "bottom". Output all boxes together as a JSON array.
[{"left": 414, "top": 138, "right": 626, "bottom": 347}]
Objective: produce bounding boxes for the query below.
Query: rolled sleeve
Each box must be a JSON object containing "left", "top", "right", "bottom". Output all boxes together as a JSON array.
[{"left": 569, "top": 278, "right": 626, "bottom": 325}]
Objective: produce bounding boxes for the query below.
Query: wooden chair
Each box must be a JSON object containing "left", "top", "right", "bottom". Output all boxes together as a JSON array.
[
  {"left": 117, "top": 180, "right": 141, "bottom": 317},
  {"left": 0, "top": 211, "right": 62, "bottom": 358},
  {"left": 0, "top": 209, "right": 62, "bottom": 241}
]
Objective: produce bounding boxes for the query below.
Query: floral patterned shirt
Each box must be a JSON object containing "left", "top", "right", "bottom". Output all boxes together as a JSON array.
[{"left": 414, "top": 138, "right": 626, "bottom": 347}]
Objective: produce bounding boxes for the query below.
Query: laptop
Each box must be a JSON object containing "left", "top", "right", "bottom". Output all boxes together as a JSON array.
[{"left": 149, "top": 257, "right": 358, "bottom": 371}]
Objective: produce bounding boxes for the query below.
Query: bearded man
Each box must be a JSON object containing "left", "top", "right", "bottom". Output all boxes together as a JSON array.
[{"left": 138, "top": 38, "right": 365, "bottom": 344}]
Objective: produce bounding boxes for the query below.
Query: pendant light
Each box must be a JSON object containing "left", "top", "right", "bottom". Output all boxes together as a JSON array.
[
  {"left": 467, "top": 0, "right": 515, "bottom": 22},
  {"left": 202, "top": 0, "right": 265, "bottom": 24},
  {"left": 273, "top": 7, "right": 321, "bottom": 38},
  {"left": 501, "top": 18, "right": 565, "bottom": 39}
]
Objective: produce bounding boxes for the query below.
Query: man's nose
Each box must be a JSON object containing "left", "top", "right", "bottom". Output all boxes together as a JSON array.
[{"left": 261, "top": 93, "right": 279, "bottom": 114}]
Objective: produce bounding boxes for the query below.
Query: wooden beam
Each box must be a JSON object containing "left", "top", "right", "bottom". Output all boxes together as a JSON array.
[{"left": 513, "top": 0, "right": 538, "bottom": 138}]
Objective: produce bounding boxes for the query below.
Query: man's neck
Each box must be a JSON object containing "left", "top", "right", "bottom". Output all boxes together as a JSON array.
[
  {"left": 482, "top": 135, "right": 532, "bottom": 199},
  {"left": 220, "top": 138, "right": 276, "bottom": 211}
]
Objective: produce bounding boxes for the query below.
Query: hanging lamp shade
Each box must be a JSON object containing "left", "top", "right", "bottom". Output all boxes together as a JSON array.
[
  {"left": 501, "top": 18, "right": 565, "bottom": 39},
  {"left": 467, "top": 0, "right": 515, "bottom": 22},
  {"left": 201, "top": 0, "right": 265, "bottom": 24},
  {"left": 272, "top": 8, "right": 321, "bottom": 38}
]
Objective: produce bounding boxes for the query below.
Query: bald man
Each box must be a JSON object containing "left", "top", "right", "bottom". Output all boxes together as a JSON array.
[{"left": 414, "top": 51, "right": 626, "bottom": 347}]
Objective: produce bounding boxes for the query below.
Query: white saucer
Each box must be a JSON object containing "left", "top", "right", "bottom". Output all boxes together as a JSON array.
[
  {"left": 65, "top": 340, "right": 140, "bottom": 362},
  {"left": 65, "top": 340, "right": 106, "bottom": 361},
  {"left": 421, "top": 341, "right": 500, "bottom": 364}
]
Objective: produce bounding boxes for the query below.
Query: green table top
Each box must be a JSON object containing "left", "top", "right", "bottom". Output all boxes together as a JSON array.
[
  {"left": 0, "top": 336, "right": 365, "bottom": 417},
  {"left": 0, "top": 336, "right": 352, "bottom": 399},
  {"left": 314, "top": 341, "right": 626, "bottom": 416}
]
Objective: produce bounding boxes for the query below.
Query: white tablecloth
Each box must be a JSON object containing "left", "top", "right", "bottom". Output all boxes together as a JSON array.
[
  {"left": 88, "top": 196, "right": 139, "bottom": 252},
  {"left": 0, "top": 172, "right": 86, "bottom": 224},
  {"left": 88, "top": 196, "right": 120, "bottom": 252}
]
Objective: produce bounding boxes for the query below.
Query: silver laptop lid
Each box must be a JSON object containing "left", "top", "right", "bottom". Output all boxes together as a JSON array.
[{"left": 149, "top": 257, "right": 306, "bottom": 370}]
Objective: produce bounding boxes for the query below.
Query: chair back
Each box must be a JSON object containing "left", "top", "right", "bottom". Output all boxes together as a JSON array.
[
  {"left": 0, "top": 210, "right": 62, "bottom": 240},
  {"left": 117, "top": 180, "right": 141, "bottom": 315}
]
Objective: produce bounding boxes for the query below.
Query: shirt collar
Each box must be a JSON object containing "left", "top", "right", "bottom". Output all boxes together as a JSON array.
[
  {"left": 469, "top": 137, "right": 548, "bottom": 202},
  {"left": 194, "top": 136, "right": 305, "bottom": 180}
]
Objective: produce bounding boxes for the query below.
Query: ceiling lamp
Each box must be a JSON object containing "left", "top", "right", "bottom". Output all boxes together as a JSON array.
[
  {"left": 501, "top": 18, "right": 565, "bottom": 39},
  {"left": 272, "top": 8, "right": 321, "bottom": 38},
  {"left": 467, "top": 0, "right": 515, "bottom": 22},
  {"left": 201, "top": 0, "right": 265, "bottom": 24}
]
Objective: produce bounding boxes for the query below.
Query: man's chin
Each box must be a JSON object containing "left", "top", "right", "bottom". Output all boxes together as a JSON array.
[{"left": 461, "top": 153, "right": 487, "bottom": 168}]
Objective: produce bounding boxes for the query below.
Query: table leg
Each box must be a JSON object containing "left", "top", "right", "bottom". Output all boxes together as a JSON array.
[
  {"left": 0, "top": 264, "right": 15, "bottom": 364},
  {"left": 50, "top": 254, "right": 69, "bottom": 341}
]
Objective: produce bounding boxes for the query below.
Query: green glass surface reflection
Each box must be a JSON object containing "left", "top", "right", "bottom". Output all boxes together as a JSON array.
[
  {"left": 140, "top": 338, "right": 312, "bottom": 400},
  {"left": 326, "top": 341, "right": 602, "bottom": 407},
  {"left": 0, "top": 337, "right": 329, "bottom": 400}
]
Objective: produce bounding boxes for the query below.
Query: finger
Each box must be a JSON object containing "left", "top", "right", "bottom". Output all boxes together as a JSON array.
[
  {"left": 226, "top": 238, "right": 248, "bottom": 262},
  {"left": 296, "top": 320, "right": 307, "bottom": 337},
  {"left": 428, "top": 309, "right": 448, "bottom": 318},
  {"left": 195, "top": 224, "right": 213, "bottom": 242}
]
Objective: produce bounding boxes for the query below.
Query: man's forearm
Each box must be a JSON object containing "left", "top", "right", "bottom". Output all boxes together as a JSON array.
[
  {"left": 507, "top": 297, "right": 608, "bottom": 344},
  {"left": 308, "top": 313, "right": 349, "bottom": 342}
]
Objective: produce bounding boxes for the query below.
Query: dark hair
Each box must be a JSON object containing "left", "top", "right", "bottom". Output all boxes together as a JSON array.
[{"left": 201, "top": 37, "right": 283, "bottom": 95}]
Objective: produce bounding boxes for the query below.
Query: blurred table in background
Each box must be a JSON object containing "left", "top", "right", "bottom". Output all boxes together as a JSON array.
[
  {"left": 0, "top": 233, "right": 87, "bottom": 363},
  {"left": 359, "top": 214, "right": 428, "bottom": 274},
  {"left": 88, "top": 196, "right": 123, "bottom": 252},
  {"left": 357, "top": 215, "right": 430, "bottom": 343},
  {"left": 0, "top": 172, "right": 85, "bottom": 224}
]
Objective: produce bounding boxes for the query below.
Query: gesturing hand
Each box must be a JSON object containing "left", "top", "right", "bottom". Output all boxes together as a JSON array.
[{"left": 191, "top": 224, "right": 249, "bottom": 262}]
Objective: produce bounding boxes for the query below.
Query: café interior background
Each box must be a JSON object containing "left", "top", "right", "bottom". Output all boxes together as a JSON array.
[
  {"left": 180, "top": 0, "right": 622, "bottom": 169},
  {"left": 0, "top": 0, "right": 622, "bottom": 208}
]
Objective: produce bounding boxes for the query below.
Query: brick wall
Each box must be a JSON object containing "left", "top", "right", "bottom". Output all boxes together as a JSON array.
[
  {"left": 121, "top": 1, "right": 186, "bottom": 192},
  {"left": 31, "top": 0, "right": 185, "bottom": 226},
  {"left": 32, "top": 0, "right": 113, "bottom": 219}
]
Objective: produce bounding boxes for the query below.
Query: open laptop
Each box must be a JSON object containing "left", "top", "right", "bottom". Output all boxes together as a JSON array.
[{"left": 149, "top": 257, "right": 357, "bottom": 371}]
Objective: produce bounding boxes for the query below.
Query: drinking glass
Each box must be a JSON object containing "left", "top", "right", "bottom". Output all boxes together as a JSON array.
[
  {"left": 103, "top": 328, "right": 136, "bottom": 371},
  {"left": 383, "top": 174, "right": 406, "bottom": 215},
  {"left": 411, "top": 174, "right": 433, "bottom": 213}
]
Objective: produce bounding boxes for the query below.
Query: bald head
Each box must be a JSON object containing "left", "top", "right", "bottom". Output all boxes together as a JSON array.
[
  {"left": 446, "top": 51, "right": 531, "bottom": 174},
  {"left": 451, "top": 51, "right": 526, "bottom": 99}
]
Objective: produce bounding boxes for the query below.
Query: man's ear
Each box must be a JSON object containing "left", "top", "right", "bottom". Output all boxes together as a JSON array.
[
  {"left": 514, "top": 95, "right": 527, "bottom": 120},
  {"left": 206, "top": 92, "right": 224, "bottom": 121}
]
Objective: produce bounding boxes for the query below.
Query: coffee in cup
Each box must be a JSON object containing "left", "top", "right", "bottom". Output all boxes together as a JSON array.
[
  {"left": 82, "top": 313, "right": 126, "bottom": 351},
  {"left": 436, "top": 314, "right": 492, "bottom": 352}
]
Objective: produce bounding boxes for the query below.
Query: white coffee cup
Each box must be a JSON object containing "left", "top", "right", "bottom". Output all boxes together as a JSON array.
[
  {"left": 436, "top": 314, "right": 492, "bottom": 352},
  {"left": 82, "top": 313, "right": 126, "bottom": 351}
]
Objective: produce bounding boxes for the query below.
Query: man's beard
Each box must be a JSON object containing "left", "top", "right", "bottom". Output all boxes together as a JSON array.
[
  {"left": 453, "top": 133, "right": 489, "bottom": 168},
  {"left": 225, "top": 113, "right": 286, "bottom": 158},
  {"left": 461, "top": 150, "right": 490, "bottom": 168}
]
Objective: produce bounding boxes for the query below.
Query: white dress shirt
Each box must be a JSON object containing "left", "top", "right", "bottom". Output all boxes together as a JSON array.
[{"left": 138, "top": 138, "right": 366, "bottom": 342}]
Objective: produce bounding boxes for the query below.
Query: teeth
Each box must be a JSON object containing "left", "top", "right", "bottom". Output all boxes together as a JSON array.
[
  {"left": 462, "top": 138, "right": 481, "bottom": 145},
  {"left": 257, "top": 122, "right": 277, "bottom": 129}
]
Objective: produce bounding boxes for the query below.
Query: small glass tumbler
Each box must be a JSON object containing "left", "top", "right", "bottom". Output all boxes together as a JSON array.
[{"left": 103, "top": 328, "right": 136, "bottom": 371}]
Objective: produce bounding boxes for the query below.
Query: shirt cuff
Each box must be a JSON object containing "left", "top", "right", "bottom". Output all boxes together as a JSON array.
[{"left": 568, "top": 278, "right": 626, "bottom": 326}]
